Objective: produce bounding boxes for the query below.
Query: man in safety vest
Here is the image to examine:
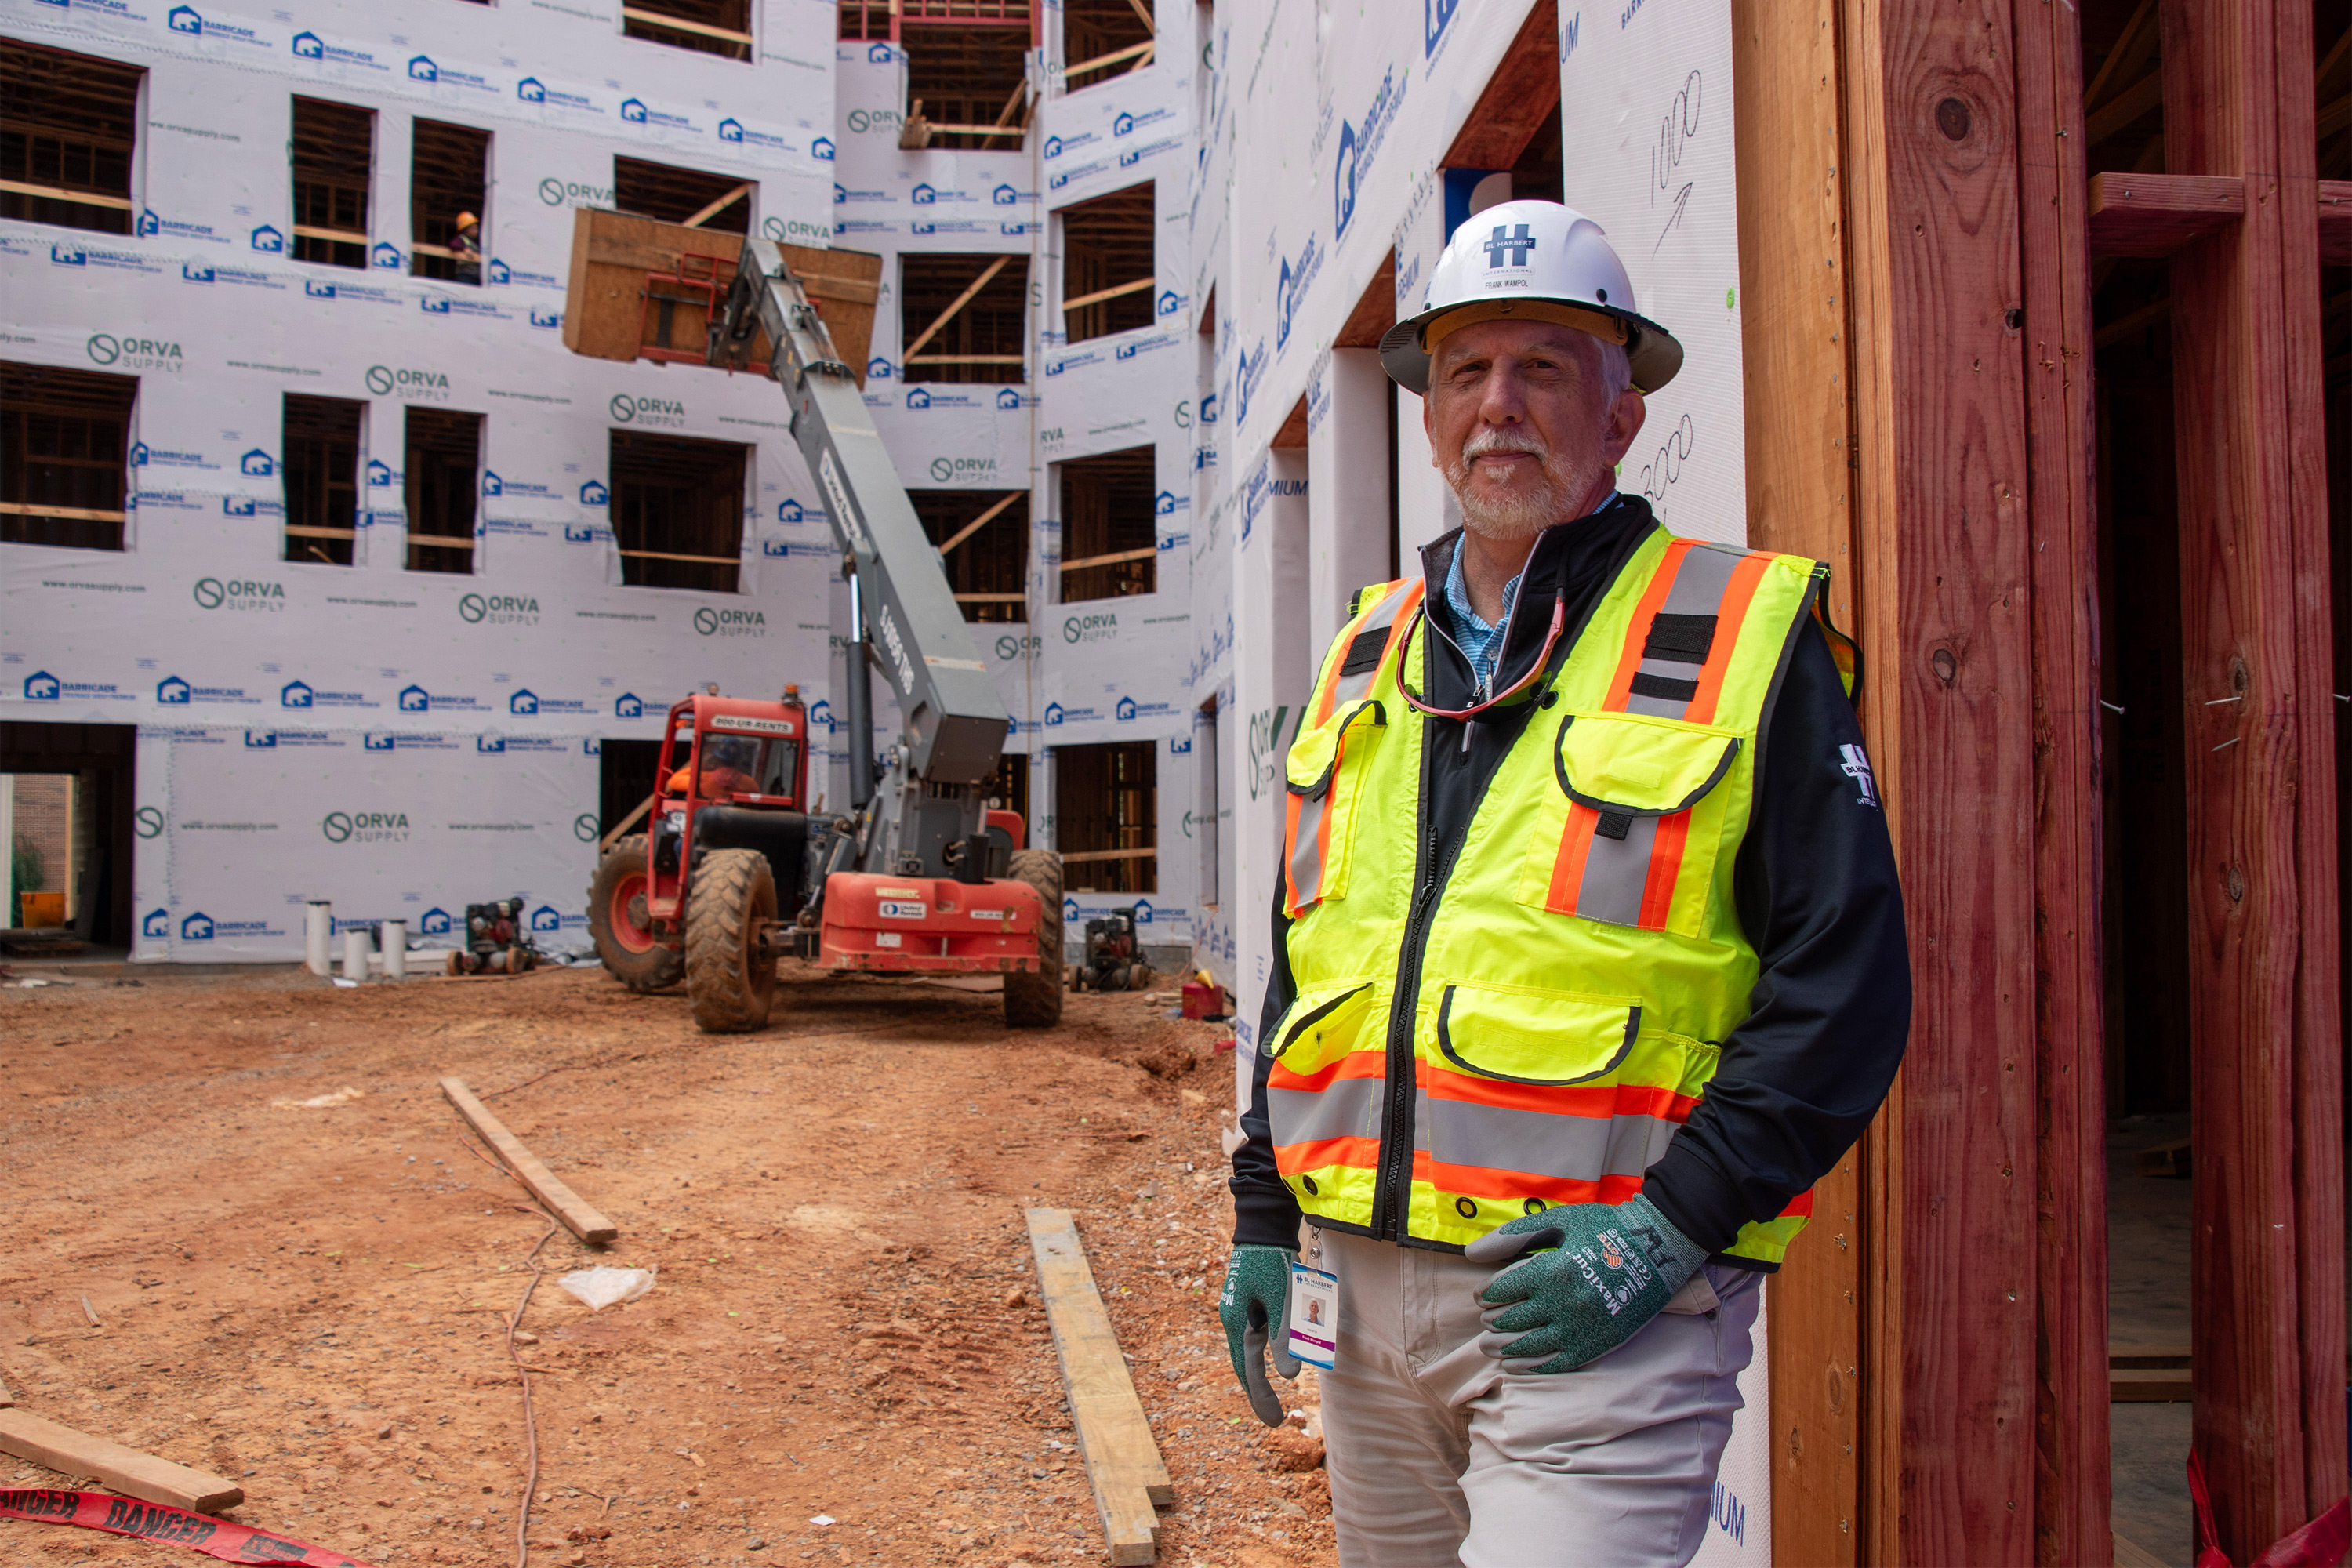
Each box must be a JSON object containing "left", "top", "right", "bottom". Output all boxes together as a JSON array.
[{"left": 1218, "top": 200, "right": 1911, "bottom": 1566}]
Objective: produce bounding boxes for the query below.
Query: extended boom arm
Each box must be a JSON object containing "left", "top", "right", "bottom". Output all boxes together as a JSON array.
[{"left": 708, "top": 238, "right": 1009, "bottom": 789}]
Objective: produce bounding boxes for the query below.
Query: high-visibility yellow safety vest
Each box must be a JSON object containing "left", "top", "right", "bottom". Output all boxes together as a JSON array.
[{"left": 1270, "top": 527, "right": 1835, "bottom": 1265}]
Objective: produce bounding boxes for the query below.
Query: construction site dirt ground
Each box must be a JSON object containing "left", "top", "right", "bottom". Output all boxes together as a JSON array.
[{"left": 0, "top": 963, "right": 1338, "bottom": 1568}]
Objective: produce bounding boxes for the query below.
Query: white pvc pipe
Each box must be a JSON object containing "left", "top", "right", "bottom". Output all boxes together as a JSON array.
[
  {"left": 379, "top": 920, "right": 408, "bottom": 981},
  {"left": 305, "top": 902, "right": 334, "bottom": 976},
  {"left": 341, "top": 926, "right": 370, "bottom": 982}
]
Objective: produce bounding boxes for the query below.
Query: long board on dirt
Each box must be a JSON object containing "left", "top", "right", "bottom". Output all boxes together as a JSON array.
[{"left": 1025, "top": 1207, "right": 1171, "bottom": 1566}]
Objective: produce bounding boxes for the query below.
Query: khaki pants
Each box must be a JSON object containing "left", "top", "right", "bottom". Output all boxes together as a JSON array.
[{"left": 1309, "top": 1225, "right": 1759, "bottom": 1568}]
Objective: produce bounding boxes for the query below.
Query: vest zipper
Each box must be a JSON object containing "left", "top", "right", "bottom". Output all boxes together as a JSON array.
[{"left": 1372, "top": 772, "right": 1447, "bottom": 1241}]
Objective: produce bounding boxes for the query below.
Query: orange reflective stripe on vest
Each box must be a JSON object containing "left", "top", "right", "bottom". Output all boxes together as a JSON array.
[
  {"left": 1283, "top": 579, "right": 1425, "bottom": 915},
  {"left": 1543, "top": 540, "right": 1779, "bottom": 931}
]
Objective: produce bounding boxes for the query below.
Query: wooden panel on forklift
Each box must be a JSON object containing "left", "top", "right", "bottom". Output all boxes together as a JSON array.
[{"left": 561, "top": 207, "right": 883, "bottom": 386}]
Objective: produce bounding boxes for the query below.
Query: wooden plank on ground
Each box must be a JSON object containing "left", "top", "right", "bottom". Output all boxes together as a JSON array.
[
  {"left": 1025, "top": 1208, "right": 1167, "bottom": 1566},
  {"left": 0, "top": 1408, "right": 241, "bottom": 1512},
  {"left": 440, "top": 1076, "right": 619, "bottom": 1245}
]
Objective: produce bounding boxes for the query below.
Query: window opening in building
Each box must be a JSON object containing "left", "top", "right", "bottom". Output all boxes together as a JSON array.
[
  {"left": 900, "top": 6, "right": 1036, "bottom": 151},
  {"left": 985, "top": 750, "right": 1029, "bottom": 831},
  {"left": 914, "top": 488, "right": 1029, "bottom": 622},
  {"left": 291, "top": 97, "right": 374, "bottom": 270},
  {"left": 598, "top": 738, "right": 666, "bottom": 837},
  {"left": 282, "top": 394, "right": 363, "bottom": 565},
  {"left": 902, "top": 253, "right": 1028, "bottom": 382},
  {"left": 614, "top": 157, "right": 753, "bottom": 234},
  {"left": 410, "top": 119, "right": 488, "bottom": 285},
  {"left": 610, "top": 429, "right": 748, "bottom": 593},
  {"left": 1059, "top": 182, "right": 1154, "bottom": 343},
  {"left": 405, "top": 407, "right": 481, "bottom": 574},
  {"left": 1062, "top": 0, "right": 1152, "bottom": 89},
  {"left": 623, "top": 0, "right": 752, "bottom": 62},
  {"left": 1, "top": 42, "right": 142, "bottom": 236},
  {"left": 1060, "top": 444, "right": 1154, "bottom": 601},
  {"left": 0, "top": 361, "right": 133, "bottom": 552},
  {"left": 1055, "top": 740, "right": 1156, "bottom": 895}
]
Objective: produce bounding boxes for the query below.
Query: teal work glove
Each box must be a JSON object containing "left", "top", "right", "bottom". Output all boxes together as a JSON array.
[
  {"left": 1462, "top": 1192, "right": 1709, "bottom": 1373},
  {"left": 1218, "top": 1245, "right": 1301, "bottom": 1426}
]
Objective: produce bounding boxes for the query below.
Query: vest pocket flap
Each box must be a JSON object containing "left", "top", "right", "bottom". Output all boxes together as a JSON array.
[
  {"left": 1287, "top": 699, "right": 1386, "bottom": 797},
  {"left": 1434, "top": 984, "right": 1642, "bottom": 1087},
  {"left": 1267, "top": 980, "right": 1377, "bottom": 1069},
  {"left": 1552, "top": 711, "right": 1741, "bottom": 818}
]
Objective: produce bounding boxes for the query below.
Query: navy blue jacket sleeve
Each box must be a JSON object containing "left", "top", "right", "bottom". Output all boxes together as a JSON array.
[
  {"left": 1639, "top": 626, "right": 1912, "bottom": 1258},
  {"left": 1229, "top": 877, "right": 1307, "bottom": 1250}
]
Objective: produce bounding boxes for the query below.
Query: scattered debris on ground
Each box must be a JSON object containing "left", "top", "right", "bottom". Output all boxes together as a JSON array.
[{"left": 0, "top": 964, "right": 1334, "bottom": 1566}]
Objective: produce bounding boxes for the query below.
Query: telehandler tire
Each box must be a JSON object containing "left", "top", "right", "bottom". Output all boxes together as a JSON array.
[
  {"left": 687, "top": 848, "right": 779, "bottom": 1033},
  {"left": 1003, "top": 848, "right": 1065, "bottom": 1029},
  {"left": 587, "top": 835, "right": 684, "bottom": 993}
]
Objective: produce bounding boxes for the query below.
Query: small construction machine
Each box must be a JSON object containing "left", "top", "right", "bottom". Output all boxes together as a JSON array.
[
  {"left": 447, "top": 897, "right": 539, "bottom": 975},
  {"left": 575, "top": 216, "right": 1062, "bottom": 1033}
]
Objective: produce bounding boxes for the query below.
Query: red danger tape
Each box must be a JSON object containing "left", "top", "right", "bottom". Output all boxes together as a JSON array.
[{"left": 0, "top": 1488, "right": 378, "bottom": 1566}]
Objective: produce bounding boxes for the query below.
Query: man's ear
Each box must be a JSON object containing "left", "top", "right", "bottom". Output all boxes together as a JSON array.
[{"left": 1603, "top": 389, "right": 1647, "bottom": 465}]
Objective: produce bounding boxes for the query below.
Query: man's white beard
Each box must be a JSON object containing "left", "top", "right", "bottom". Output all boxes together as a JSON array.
[{"left": 1445, "top": 427, "right": 1606, "bottom": 540}]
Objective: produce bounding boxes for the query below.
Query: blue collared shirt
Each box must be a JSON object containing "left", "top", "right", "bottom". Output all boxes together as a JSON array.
[{"left": 1443, "top": 492, "right": 1618, "bottom": 695}]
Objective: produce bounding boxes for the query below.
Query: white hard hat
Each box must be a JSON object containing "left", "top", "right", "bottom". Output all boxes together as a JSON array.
[{"left": 1379, "top": 199, "right": 1682, "bottom": 394}]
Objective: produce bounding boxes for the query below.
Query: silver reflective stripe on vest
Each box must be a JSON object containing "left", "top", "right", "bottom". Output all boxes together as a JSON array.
[
  {"left": 1414, "top": 1090, "right": 1675, "bottom": 1185},
  {"left": 1572, "top": 811, "right": 1662, "bottom": 928},
  {"left": 1624, "top": 543, "right": 1744, "bottom": 720},
  {"left": 1269, "top": 1074, "right": 1384, "bottom": 1151},
  {"left": 1327, "top": 581, "right": 1418, "bottom": 712}
]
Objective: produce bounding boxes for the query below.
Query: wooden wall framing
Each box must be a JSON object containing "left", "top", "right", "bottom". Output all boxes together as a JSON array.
[{"left": 1737, "top": 0, "right": 2350, "bottom": 1561}]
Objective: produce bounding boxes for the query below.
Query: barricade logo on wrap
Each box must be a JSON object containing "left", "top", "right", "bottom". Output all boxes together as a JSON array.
[
  {"left": 905, "top": 387, "right": 931, "bottom": 409},
  {"left": 322, "top": 808, "right": 410, "bottom": 844},
  {"left": 1276, "top": 230, "right": 1324, "bottom": 352},
  {"left": 996, "top": 388, "right": 1025, "bottom": 409},
  {"left": 86, "top": 333, "right": 183, "bottom": 372},
  {"left": 251, "top": 224, "right": 284, "bottom": 254},
  {"left": 866, "top": 356, "right": 895, "bottom": 381},
  {"left": 193, "top": 576, "right": 286, "bottom": 612},
  {"left": 143, "top": 908, "right": 170, "bottom": 938},
  {"left": 693, "top": 606, "right": 765, "bottom": 638},
  {"left": 812, "top": 136, "right": 835, "bottom": 160},
  {"left": 615, "top": 692, "right": 644, "bottom": 718},
  {"left": 367, "top": 365, "right": 452, "bottom": 402},
  {"left": 420, "top": 906, "right": 452, "bottom": 935},
  {"left": 1044, "top": 702, "right": 1065, "bottom": 727},
  {"left": 609, "top": 393, "right": 684, "bottom": 428},
  {"left": 366, "top": 459, "right": 394, "bottom": 486},
  {"left": 1425, "top": 0, "right": 1460, "bottom": 56},
  {"left": 1063, "top": 611, "right": 1118, "bottom": 646},
  {"left": 458, "top": 593, "right": 539, "bottom": 626},
  {"left": 240, "top": 448, "right": 276, "bottom": 477},
  {"left": 180, "top": 912, "right": 213, "bottom": 941},
  {"left": 22, "top": 672, "right": 59, "bottom": 701},
  {"left": 580, "top": 480, "right": 609, "bottom": 506},
  {"left": 1336, "top": 66, "right": 1402, "bottom": 238}
]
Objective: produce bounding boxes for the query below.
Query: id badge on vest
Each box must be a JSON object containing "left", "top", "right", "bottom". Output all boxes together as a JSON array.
[{"left": 1288, "top": 1260, "right": 1338, "bottom": 1370}]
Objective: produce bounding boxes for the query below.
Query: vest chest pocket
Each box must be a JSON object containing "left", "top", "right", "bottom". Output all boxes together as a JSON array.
[
  {"left": 1519, "top": 710, "right": 1743, "bottom": 938},
  {"left": 1283, "top": 699, "right": 1387, "bottom": 915}
]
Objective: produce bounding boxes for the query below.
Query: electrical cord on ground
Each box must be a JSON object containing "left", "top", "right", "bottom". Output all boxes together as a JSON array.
[{"left": 506, "top": 1215, "right": 562, "bottom": 1568}]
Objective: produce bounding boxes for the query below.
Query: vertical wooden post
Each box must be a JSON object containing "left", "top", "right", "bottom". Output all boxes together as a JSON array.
[
  {"left": 1842, "top": 0, "right": 2042, "bottom": 1560},
  {"left": 2009, "top": 1, "right": 2113, "bottom": 1563},
  {"left": 1730, "top": 1, "right": 1866, "bottom": 1560},
  {"left": 2160, "top": 0, "right": 2350, "bottom": 1558}
]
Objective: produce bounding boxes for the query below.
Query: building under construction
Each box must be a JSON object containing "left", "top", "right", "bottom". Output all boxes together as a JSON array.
[{"left": 2, "top": 0, "right": 2347, "bottom": 1560}]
